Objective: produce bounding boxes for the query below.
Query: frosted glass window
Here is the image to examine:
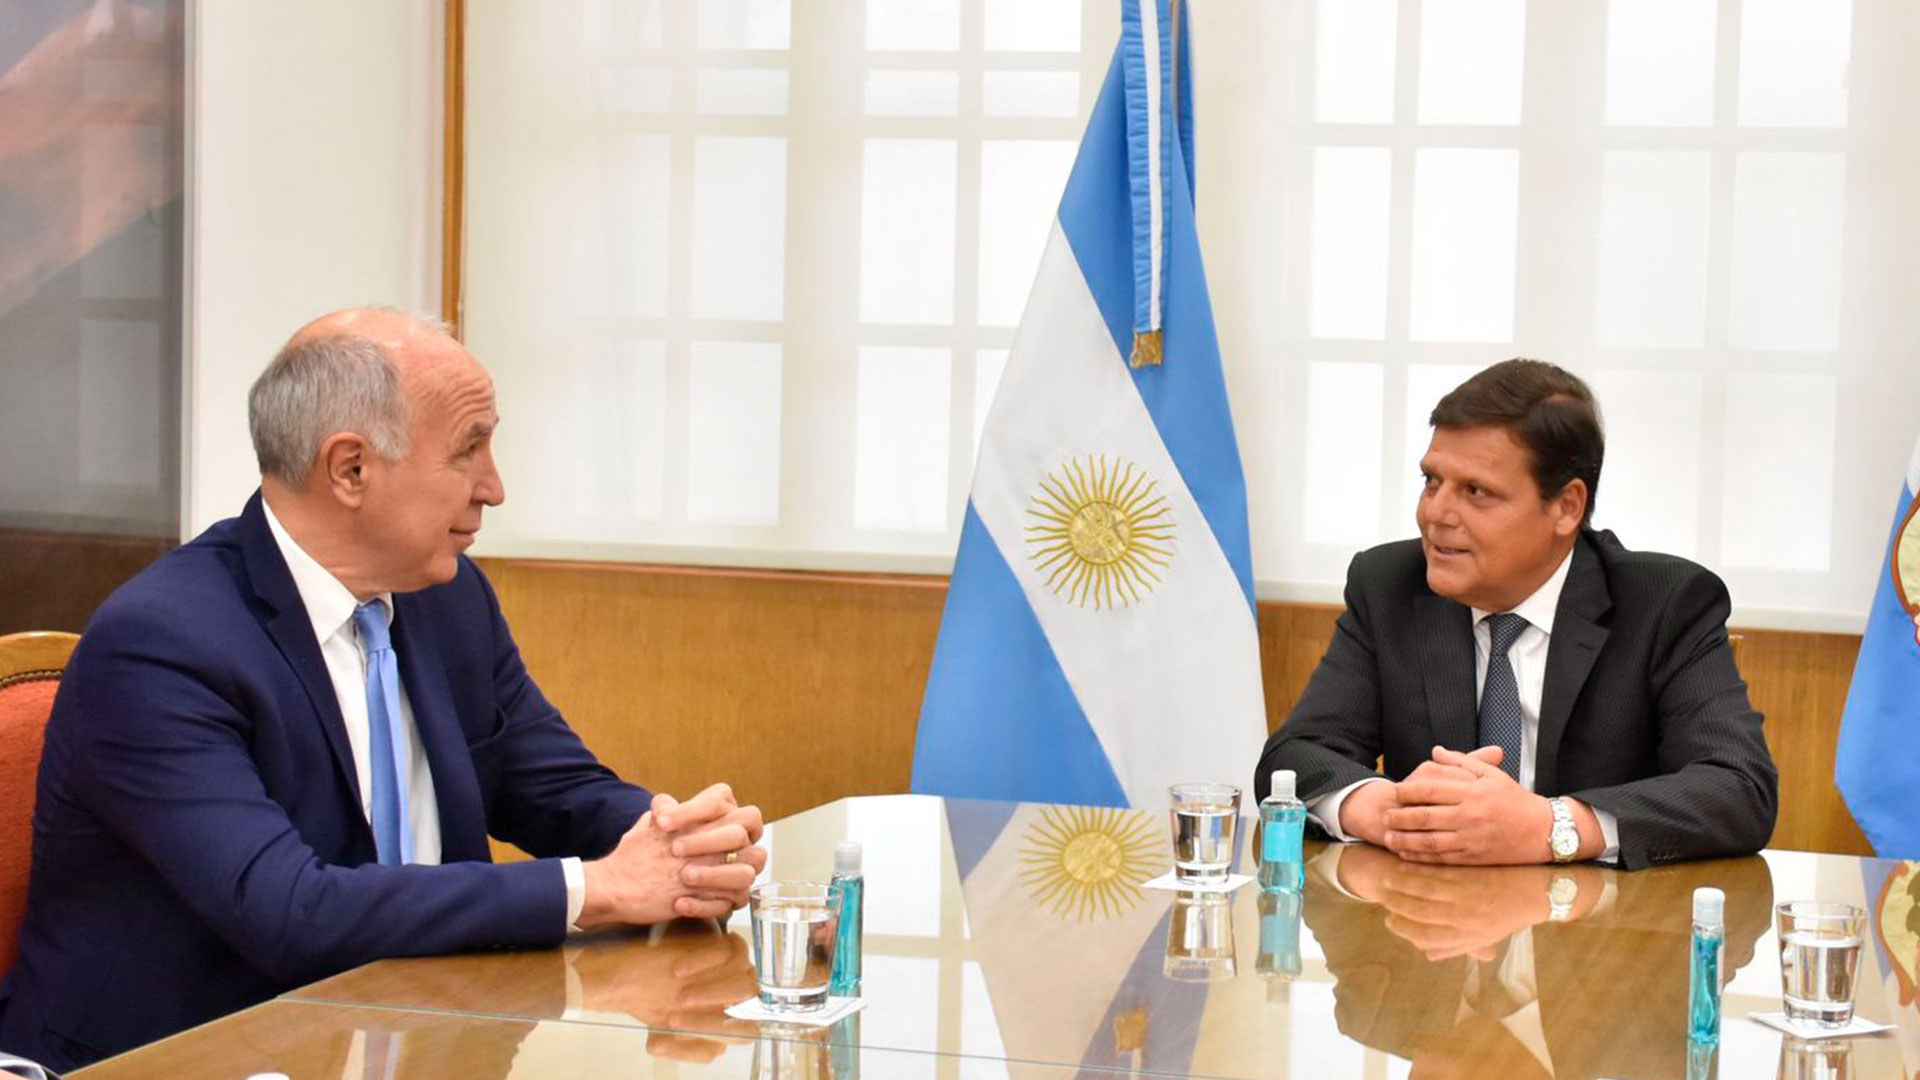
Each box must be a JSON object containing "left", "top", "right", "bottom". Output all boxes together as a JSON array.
[
  {"left": 982, "top": 72, "right": 1079, "bottom": 118},
  {"left": 692, "top": 137, "right": 787, "bottom": 322},
  {"left": 1408, "top": 149, "right": 1518, "bottom": 343},
  {"left": 861, "top": 139, "right": 957, "bottom": 325},
  {"left": 698, "top": 0, "right": 790, "bottom": 50},
  {"left": 1303, "top": 362, "right": 1384, "bottom": 545},
  {"left": 1728, "top": 153, "right": 1846, "bottom": 352},
  {"left": 1738, "top": 0, "right": 1851, "bottom": 128},
  {"left": 847, "top": 798, "right": 943, "bottom": 935},
  {"left": 594, "top": 69, "right": 671, "bottom": 113},
  {"left": 865, "top": 71, "right": 960, "bottom": 116},
  {"left": 855, "top": 347, "right": 952, "bottom": 531},
  {"left": 1590, "top": 370, "right": 1703, "bottom": 558},
  {"left": 974, "top": 350, "right": 1008, "bottom": 462},
  {"left": 1289, "top": 982, "right": 1366, "bottom": 1078},
  {"left": 1315, "top": 0, "right": 1396, "bottom": 124},
  {"left": 1308, "top": 147, "right": 1391, "bottom": 339},
  {"left": 1604, "top": 0, "right": 1715, "bottom": 127},
  {"left": 984, "top": 0, "right": 1080, "bottom": 52},
  {"left": 978, "top": 140, "right": 1076, "bottom": 327},
  {"left": 571, "top": 341, "right": 666, "bottom": 520},
  {"left": 1400, "top": 364, "right": 1479, "bottom": 522},
  {"left": 79, "top": 320, "right": 162, "bottom": 488},
  {"left": 1720, "top": 373, "right": 1837, "bottom": 571},
  {"left": 1595, "top": 152, "right": 1712, "bottom": 348},
  {"left": 687, "top": 343, "right": 783, "bottom": 525},
  {"left": 582, "top": 0, "right": 663, "bottom": 48},
  {"left": 1417, "top": 0, "right": 1525, "bottom": 125},
  {"left": 80, "top": 212, "right": 162, "bottom": 300},
  {"left": 695, "top": 70, "right": 788, "bottom": 115},
  {"left": 578, "top": 136, "right": 669, "bottom": 320},
  {"left": 866, "top": 0, "right": 960, "bottom": 52}
]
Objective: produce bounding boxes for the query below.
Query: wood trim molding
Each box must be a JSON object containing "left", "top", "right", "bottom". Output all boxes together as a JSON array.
[{"left": 440, "top": 0, "right": 466, "bottom": 337}]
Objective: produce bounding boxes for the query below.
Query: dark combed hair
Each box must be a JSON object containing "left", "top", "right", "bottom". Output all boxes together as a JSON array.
[{"left": 1429, "top": 358, "right": 1604, "bottom": 524}]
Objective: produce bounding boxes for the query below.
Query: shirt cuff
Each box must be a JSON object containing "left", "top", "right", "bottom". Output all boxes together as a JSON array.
[
  {"left": 1308, "top": 776, "right": 1388, "bottom": 841},
  {"left": 562, "top": 856, "right": 586, "bottom": 934},
  {"left": 1593, "top": 807, "right": 1621, "bottom": 864}
]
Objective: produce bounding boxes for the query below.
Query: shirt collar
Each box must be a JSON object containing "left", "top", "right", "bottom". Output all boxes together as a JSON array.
[
  {"left": 1471, "top": 545, "right": 1575, "bottom": 638},
  {"left": 261, "top": 496, "right": 392, "bottom": 645}
]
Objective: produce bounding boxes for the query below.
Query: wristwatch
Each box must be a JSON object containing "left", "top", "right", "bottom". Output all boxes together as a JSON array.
[
  {"left": 1547, "top": 873, "right": 1579, "bottom": 921},
  {"left": 1547, "top": 797, "right": 1580, "bottom": 864}
]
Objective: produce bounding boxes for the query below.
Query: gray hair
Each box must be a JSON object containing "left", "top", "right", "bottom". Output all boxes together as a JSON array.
[{"left": 248, "top": 331, "right": 413, "bottom": 488}]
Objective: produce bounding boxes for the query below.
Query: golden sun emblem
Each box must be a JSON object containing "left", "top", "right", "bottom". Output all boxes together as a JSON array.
[
  {"left": 1019, "top": 805, "right": 1161, "bottom": 921},
  {"left": 1026, "top": 456, "right": 1175, "bottom": 609}
]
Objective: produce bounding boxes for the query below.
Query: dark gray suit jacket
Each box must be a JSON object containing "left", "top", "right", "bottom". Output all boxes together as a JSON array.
[{"left": 1254, "top": 529, "right": 1778, "bottom": 869}]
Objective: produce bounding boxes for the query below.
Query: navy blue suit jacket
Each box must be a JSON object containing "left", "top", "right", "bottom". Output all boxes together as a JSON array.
[{"left": 0, "top": 493, "right": 653, "bottom": 1070}]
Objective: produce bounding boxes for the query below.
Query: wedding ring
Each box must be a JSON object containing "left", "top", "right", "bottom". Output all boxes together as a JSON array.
[{"left": 724, "top": 850, "right": 739, "bottom": 864}]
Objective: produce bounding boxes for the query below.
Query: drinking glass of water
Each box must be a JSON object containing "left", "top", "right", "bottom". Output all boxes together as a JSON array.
[
  {"left": 1775, "top": 901, "right": 1867, "bottom": 1028},
  {"left": 1168, "top": 782, "right": 1241, "bottom": 885},
  {"left": 749, "top": 881, "right": 845, "bottom": 1012},
  {"left": 1164, "top": 890, "right": 1238, "bottom": 981}
]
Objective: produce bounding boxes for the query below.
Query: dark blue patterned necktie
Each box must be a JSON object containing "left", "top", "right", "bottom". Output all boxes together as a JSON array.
[{"left": 1477, "top": 613, "right": 1529, "bottom": 782}]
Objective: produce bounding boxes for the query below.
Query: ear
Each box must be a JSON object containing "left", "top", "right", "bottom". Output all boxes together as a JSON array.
[
  {"left": 317, "top": 432, "right": 372, "bottom": 509},
  {"left": 1551, "top": 478, "right": 1588, "bottom": 537}
]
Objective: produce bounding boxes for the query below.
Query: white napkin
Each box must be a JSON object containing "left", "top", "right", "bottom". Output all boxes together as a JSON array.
[
  {"left": 1142, "top": 871, "right": 1255, "bottom": 894},
  {"left": 1749, "top": 1012, "right": 1894, "bottom": 1039},
  {"left": 724, "top": 995, "right": 868, "bottom": 1027}
]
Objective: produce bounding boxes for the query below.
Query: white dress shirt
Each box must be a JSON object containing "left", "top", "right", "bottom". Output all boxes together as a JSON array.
[
  {"left": 1309, "top": 548, "right": 1621, "bottom": 860},
  {"left": 262, "top": 501, "right": 586, "bottom": 927}
]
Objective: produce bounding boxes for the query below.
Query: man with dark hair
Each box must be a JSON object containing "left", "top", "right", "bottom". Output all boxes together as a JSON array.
[{"left": 1255, "top": 359, "right": 1777, "bottom": 869}]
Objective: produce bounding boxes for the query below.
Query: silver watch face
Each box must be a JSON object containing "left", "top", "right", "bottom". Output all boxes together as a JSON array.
[{"left": 1551, "top": 823, "right": 1580, "bottom": 858}]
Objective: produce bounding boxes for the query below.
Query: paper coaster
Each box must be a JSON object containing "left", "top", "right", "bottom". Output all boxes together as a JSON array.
[
  {"left": 725, "top": 995, "right": 868, "bottom": 1027},
  {"left": 1142, "top": 871, "right": 1255, "bottom": 894},
  {"left": 1750, "top": 1012, "right": 1894, "bottom": 1039}
]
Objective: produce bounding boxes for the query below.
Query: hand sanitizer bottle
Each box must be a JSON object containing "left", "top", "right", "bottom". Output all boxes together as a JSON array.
[
  {"left": 829, "top": 841, "right": 864, "bottom": 998},
  {"left": 1258, "top": 770, "right": 1306, "bottom": 892},
  {"left": 1689, "top": 886, "right": 1725, "bottom": 1045}
]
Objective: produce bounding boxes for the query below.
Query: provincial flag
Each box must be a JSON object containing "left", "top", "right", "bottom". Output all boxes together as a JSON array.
[
  {"left": 1836, "top": 435, "right": 1920, "bottom": 857},
  {"left": 911, "top": 0, "right": 1266, "bottom": 808}
]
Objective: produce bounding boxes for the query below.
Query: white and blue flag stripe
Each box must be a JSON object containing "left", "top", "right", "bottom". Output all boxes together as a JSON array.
[{"left": 913, "top": 0, "right": 1265, "bottom": 810}]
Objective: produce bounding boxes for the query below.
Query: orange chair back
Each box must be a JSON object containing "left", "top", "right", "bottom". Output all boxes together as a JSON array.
[{"left": 0, "top": 631, "right": 78, "bottom": 981}]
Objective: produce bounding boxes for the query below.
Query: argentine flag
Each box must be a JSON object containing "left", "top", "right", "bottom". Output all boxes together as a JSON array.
[
  {"left": 912, "top": 0, "right": 1266, "bottom": 808},
  {"left": 1837, "top": 435, "right": 1920, "bottom": 857}
]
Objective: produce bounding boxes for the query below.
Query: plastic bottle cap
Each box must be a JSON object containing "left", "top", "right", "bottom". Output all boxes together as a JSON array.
[
  {"left": 835, "top": 840, "right": 863, "bottom": 876},
  {"left": 1270, "top": 770, "right": 1296, "bottom": 801},
  {"left": 1693, "top": 887, "right": 1724, "bottom": 928}
]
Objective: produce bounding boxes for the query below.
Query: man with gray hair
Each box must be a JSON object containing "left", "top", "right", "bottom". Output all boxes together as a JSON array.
[{"left": 0, "top": 308, "right": 766, "bottom": 1072}]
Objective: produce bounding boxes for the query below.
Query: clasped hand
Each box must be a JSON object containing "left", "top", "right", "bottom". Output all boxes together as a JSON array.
[
  {"left": 579, "top": 782, "right": 768, "bottom": 928},
  {"left": 1343, "top": 746, "right": 1555, "bottom": 865}
]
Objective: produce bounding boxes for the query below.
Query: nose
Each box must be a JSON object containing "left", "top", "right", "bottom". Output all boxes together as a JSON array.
[
  {"left": 475, "top": 449, "right": 506, "bottom": 507},
  {"left": 1418, "top": 484, "right": 1458, "bottom": 530}
]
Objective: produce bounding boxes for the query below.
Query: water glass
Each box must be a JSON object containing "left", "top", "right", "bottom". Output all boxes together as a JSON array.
[
  {"left": 749, "top": 882, "right": 844, "bottom": 1012},
  {"left": 1168, "top": 782, "right": 1241, "bottom": 884},
  {"left": 1775, "top": 902, "right": 1867, "bottom": 1028},
  {"left": 1164, "top": 890, "right": 1238, "bottom": 981}
]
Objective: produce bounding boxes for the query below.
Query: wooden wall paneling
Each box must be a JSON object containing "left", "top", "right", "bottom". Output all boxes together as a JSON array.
[
  {"left": 0, "top": 529, "right": 172, "bottom": 635},
  {"left": 477, "top": 559, "right": 945, "bottom": 825},
  {"left": 472, "top": 560, "right": 1871, "bottom": 856}
]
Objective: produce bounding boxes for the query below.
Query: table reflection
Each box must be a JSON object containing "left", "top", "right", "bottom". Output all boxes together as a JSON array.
[{"left": 1304, "top": 845, "right": 1774, "bottom": 1079}]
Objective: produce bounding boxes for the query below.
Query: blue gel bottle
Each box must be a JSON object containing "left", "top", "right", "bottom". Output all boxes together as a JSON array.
[
  {"left": 1688, "top": 886, "right": 1725, "bottom": 1046},
  {"left": 829, "top": 841, "right": 864, "bottom": 998},
  {"left": 1258, "top": 770, "right": 1306, "bottom": 892}
]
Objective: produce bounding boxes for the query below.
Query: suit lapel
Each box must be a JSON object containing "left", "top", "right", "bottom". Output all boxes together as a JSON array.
[
  {"left": 237, "top": 492, "right": 363, "bottom": 808},
  {"left": 392, "top": 594, "right": 490, "bottom": 862},
  {"left": 1535, "top": 534, "right": 1612, "bottom": 795},
  {"left": 1416, "top": 594, "right": 1478, "bottom": 754}
]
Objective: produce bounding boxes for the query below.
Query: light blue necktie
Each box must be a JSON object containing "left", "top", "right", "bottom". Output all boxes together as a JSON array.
[
  {"left": 353, "top": 601, "right": 414, "bottom": 865},
  {"left": 1477, "top": 613, "right": 1528, "bottom": 783}
]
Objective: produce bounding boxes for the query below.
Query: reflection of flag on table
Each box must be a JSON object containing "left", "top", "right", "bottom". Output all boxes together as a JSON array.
[
  {"left": 945, "top": 799, "right": 1209, "bottom": 1078},
  {"left": 912, "top": 0, "right": 1265, "bottom": 809},
  {"left": 1837, "top": 436, "right": 1920, "bottom": 857}
]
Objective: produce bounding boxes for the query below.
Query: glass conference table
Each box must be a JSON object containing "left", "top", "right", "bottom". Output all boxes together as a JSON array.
[{"left": 73, "top": 796, "right": 1920, "bottom": 1079}]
